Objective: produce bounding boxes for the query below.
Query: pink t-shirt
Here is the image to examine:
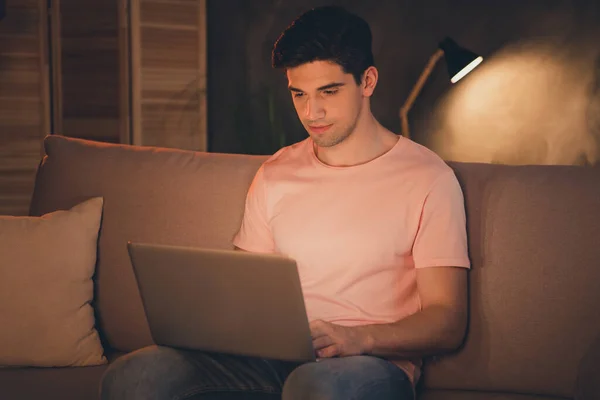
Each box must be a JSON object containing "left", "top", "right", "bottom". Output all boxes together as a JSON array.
[{"left": 232, "top": 135, "right": 470, "bottom": 385}]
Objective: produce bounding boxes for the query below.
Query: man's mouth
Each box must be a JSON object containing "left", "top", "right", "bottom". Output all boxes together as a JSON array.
[{"left": 308, "top": 124, "right": 333, "bottom": 134}]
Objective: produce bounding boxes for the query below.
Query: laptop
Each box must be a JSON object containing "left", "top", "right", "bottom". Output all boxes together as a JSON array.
[{"left": 127, "top": 241, "right": 316, "bottom": 363}]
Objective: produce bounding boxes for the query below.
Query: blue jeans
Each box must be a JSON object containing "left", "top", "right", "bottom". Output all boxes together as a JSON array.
[{"left": 100, "top": 345, "right": 414, "bottom": 400}]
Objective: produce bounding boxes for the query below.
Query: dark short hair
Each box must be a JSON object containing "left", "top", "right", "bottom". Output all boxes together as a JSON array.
[{"left": 272, "top": 6, "right": 374, "bottom": 85}]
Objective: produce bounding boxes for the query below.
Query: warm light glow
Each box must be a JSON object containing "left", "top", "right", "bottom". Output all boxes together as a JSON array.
[
  {"left": 425, "top": 43, "right": 599, "bottom": 166},
  {"left": 451, "top": 56, "right": 483, "bottom": 83}
]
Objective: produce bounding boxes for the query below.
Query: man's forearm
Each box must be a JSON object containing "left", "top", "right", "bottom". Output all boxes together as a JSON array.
[{"left": 354, "top": 305, "right": 467, "bottom": 358}]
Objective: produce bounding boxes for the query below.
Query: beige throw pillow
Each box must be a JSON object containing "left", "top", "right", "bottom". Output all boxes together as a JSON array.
[{"left": 0, "top": 197, "right": 107, "bottom": 367}]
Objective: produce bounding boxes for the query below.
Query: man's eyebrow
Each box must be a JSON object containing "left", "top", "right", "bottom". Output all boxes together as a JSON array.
[
  {"left": 317, "top": 82, "right": 345, "bottom": 91},
  {"left": 288, "top": 82, "right": 345, "bottom": 92}
]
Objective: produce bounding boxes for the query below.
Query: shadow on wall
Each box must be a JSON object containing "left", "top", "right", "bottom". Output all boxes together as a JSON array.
[{"left": 425, "top": 38, "right": 600, "bottom": 166}]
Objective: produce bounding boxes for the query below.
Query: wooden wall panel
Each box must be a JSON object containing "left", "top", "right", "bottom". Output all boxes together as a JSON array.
[
  {"left": 57, "top": 0, "right": 123, "bottom": 143},
  {"left": 0, "top": 0, "right": 47, "bottom": 216},
  {"left": 131, "top": 0, "right": 207, "bottom": 151},
  {"left": 0, "top": 0, "right": 207, "bottom": 216}
]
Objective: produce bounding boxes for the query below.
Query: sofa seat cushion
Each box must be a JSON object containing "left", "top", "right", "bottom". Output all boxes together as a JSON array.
[
  {"left": 0, "top": 358, "right": 567, "bottom": 400},
  {"left": 0, "top": 351, "right": 124, "bottom": 400},
  {"left": 419, "top": 389, "right": 567, "bottom": 400}
]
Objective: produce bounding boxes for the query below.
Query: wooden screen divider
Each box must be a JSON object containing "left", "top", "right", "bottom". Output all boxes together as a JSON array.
[
  {"left": 0, "top": 0, "right": 49, "bottom": 216},
  {"left": 0, "top": 0, "right": 207, "bottom": 215},
  {"left": 130, "top": 0, "right": 207, "bottom": 150},
  {"left": 53, "top": 0, "right": 208, "bottom": 149}
]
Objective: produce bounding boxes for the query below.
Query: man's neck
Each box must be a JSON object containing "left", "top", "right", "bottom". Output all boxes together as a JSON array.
[{"left": 314, "top": 115, "right": 399, "bottom": 168}]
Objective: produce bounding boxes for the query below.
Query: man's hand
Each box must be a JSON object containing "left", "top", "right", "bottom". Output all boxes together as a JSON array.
[
  {"left": 310, "top": 319, "right": 371, "bottom": 358},
  {"left": 308, "top": 267, "right": 467, "bottom": 360}
]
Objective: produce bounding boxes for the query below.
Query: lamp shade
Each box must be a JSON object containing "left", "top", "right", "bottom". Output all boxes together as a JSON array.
[{"left": 439, "top": 37, "right": 483, "bottom": 83}]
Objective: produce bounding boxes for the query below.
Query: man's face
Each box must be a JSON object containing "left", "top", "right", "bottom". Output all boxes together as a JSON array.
[{"left": 286, "top": 61, "right": 364, "bottom": 148}]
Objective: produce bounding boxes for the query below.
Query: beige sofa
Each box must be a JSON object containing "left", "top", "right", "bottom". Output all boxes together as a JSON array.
[{"left": 1, "top": 134, "right": 598, "bottom": 400}]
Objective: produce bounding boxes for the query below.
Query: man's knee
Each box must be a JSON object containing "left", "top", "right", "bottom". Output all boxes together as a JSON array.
[
  {"left": 282, "top": 362, "right": 342, "bottom": 400},
  {"left": 281, "top": 357, "right": 413, "bottom": 400},
  {"left": 100, "top": 345, "right": 190, "bottom": 400}
]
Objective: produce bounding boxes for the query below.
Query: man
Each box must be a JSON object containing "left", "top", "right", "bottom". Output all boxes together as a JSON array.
[{"left": 100, "top": 6, "right": 469, "bottom": 400}]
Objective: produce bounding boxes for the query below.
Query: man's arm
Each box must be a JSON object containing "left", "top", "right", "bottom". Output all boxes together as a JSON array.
[
  {"left": 361, "top": 265, "right": 467, "bottom": 356},
  {"left": 311, "top": 266, "right": 468, "bottom": 359}
]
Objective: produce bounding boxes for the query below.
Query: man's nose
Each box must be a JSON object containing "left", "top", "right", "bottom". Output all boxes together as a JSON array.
[{"left": 305, "top": 97, "right": 325, "bottom": 120}]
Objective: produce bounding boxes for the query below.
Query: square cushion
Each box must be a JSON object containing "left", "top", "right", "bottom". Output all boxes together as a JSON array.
[{"left": 0, "top": 197, "right": 106, "bottom": 367}]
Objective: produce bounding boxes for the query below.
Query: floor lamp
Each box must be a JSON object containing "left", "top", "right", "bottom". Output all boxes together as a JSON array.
[{"left": 400, "top": 37, "right": 483, "bottom": 139}]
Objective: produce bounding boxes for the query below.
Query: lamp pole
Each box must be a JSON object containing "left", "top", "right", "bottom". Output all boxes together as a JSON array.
[{"left": 399, "top": 48, "right": 444, "bottom": 139}]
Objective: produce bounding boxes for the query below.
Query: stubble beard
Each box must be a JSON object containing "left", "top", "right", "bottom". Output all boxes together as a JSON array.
[
  {"left": 309, "top": 117, "right": 359, "bottom": 149},
  {"left": 311, "top": 129, "right": 348, "bottom": 148}
]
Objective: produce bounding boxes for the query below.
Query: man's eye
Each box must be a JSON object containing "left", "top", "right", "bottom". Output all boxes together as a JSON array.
[
  {"left": 293, "top": 92, "right": 304, "bottom": 98},
  {"left": 323, "top": 89, "right": 338, "bottom": 95}
]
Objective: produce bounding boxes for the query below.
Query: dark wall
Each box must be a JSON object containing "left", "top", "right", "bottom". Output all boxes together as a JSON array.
[{"left": 207, "top": 0, "right": 600, "bottom": 165}]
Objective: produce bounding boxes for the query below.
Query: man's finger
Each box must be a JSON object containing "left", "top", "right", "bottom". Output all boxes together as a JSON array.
[
  {"left": 316, "top": 344, "right": 339, "bottom": 358},
  {"left": 312, "top": 335, "right": 334, "bottom": 350},
  {"left": 309, "top": 319, "right": 326, "bottom": 330},
  {"left": 309, "top": 320, "right": 329, "bottom": 339},
  {"left": 310, "top": 331, "right": 328, "bottom": 340}
]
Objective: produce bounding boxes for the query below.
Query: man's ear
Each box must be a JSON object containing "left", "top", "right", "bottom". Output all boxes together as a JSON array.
[{"left": 361, "top": 66, "right": 378, "bottom": 97}]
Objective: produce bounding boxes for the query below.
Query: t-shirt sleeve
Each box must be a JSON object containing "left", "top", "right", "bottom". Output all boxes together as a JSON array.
[
  {"left": 232, "top": 165, "right": 276, "bottom": 253},
  {"left": 412, "top": 170, "right": 471, "bottom": 269}
]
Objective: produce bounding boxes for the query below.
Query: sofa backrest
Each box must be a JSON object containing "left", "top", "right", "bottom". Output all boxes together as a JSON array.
[
  {"left": 423, "top": 161, "right": 600, "bottom": 399},
  {"left": 30, "top": 135, "right": 266, "bottom": 352},
  {"left": 29, "top": 135, "right": 600, "bottom": 399}
]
